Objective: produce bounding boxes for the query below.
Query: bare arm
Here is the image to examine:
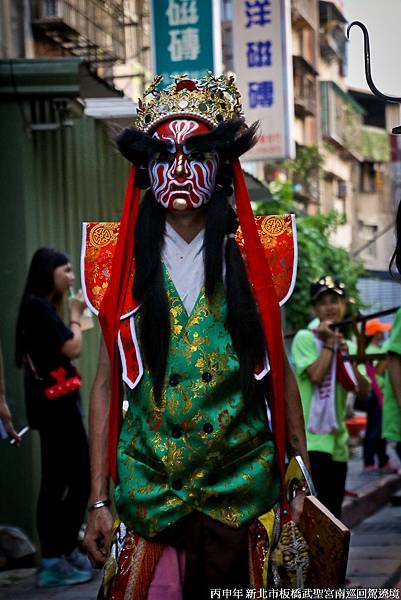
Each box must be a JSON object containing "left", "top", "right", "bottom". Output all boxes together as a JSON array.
[
  {"left": 387, "top": 352, "right": 401, "bottom": 410},
  {"left": 283, "top": 351, "right": 309, "bottom": 470},
  {"left": 306, "top": 321, "right": 338, "bottom": 386},
  {"left": 89, "top": 336, "right": 111, "bottom": 500},
  {"left": 283, "top": 349, "right": 310, "bottom": 523},
  {"left": 306, "top": 325, "right": 370, "bottom": 398},
  {"left": 83, "top": 336, "right": 113, "bottom": 567},
  {"left": 375, "top": 358, "right": 387, "bottom": 377},
  {"left": 353, "top": 365, "right": 370, "bottom": 400},
  {"left": 306, "top": 346, "right": 335, "bottom": 386},
  {"left": 336, "top": 335, "right": 370, "bottom": 400},
  {"left": 0, "top": 345, "right": 20, "bottom": 444},
  {"left": 61, "top": 293, "right": 85, "bottom": 359}
]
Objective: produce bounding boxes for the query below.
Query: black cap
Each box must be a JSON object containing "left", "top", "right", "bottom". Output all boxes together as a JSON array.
[{"left": 310, "top": 276, "right": 346, "bottom": 302}]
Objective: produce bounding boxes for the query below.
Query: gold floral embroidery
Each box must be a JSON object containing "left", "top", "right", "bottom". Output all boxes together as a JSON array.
[{"left": 115, "top": 266, "right": 279, "bottom": 538}]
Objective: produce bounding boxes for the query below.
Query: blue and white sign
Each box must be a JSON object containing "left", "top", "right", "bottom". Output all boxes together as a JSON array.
[
  {"left": 232, "top": 0, "right": 295, "bottom": 159},
  {"left": 150, "top": 0, "right": 222, "bottom": 85}
]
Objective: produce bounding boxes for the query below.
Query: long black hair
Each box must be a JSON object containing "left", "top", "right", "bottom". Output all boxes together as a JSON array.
[
  {"left": 15, "top": 247, "right": 70, "bottom": 368},
  {"left": 118, "top": 117, "right": 266, "bottom": 404},
  {"left": 132, "top": 172, "right": 266, "bottom": 405}
]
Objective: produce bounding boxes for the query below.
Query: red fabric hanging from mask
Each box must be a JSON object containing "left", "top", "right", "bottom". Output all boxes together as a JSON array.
[
  {"left": 98, "top": 166, "right": 140, "bottom": 482},
  {"left": 232, "top": 159, "right": 290, "bottom": 521}
]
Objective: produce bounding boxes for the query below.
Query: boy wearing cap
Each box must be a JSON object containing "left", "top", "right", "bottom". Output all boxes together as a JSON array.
[
  {"left": 291, "top": 277, "right": 369, "bottom": 518},
  {"left": 382, "top": 309, "right": 401, "bottom": 463}
]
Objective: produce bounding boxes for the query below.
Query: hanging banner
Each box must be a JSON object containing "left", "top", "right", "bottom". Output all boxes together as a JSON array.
[
  {"left": 150, "top": 0, "right": 222, "bottom": 85},
  {"left": 232, "top": 0, "right": 295, "bottom": 160}
]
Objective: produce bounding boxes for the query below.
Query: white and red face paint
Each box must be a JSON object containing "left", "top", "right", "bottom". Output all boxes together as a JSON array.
[{"left": 149, "top": 118, "right": 219, "bottom": 210}]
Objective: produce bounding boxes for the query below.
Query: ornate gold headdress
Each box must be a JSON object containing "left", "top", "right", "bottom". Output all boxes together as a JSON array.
[{"left": 136, "top": 71, "right": 244, "bottom": 132}]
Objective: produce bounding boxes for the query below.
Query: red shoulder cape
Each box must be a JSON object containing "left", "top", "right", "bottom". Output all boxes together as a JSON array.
[{"left": 81, "top": 214, "right": 297, "bottom": 317}]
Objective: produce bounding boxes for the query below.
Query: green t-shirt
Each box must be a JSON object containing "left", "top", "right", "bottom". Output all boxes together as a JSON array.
[
  {"left": 382, "top": 309, "right": 401, "bottom": 442},
  {"left": 291, "top": 329, "right": 356, "bottom": 462}
]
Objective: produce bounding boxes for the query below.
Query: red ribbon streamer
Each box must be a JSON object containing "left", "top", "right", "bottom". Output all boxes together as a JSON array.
[
  {"left": 232, "top": 159, "right": 290, "bottom": 520},
  {"left": 99, "top": 166, "right": 140, "bottom": 482}
]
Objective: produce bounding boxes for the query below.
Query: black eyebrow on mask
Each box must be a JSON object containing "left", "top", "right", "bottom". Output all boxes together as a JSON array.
[
  {"left": 116, "top": 127, "right": 173, "bottom": 164},
  {"left": 184, "top": 118, "right": 259, "bottom": 159}
]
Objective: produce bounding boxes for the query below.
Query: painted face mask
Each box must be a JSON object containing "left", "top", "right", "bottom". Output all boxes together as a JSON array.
[{"left": 148, "top": 118, "right": 219, "bottom": 210}]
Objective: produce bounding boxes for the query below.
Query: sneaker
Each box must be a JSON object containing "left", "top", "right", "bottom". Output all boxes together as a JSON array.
[
  {"left": 66, "top": 548, "right": 94, "bottom": 577},
  {"left": 36, "top": 556, "right": 92, "bottom": 588},
  {"left": 363, "top": 465, "right": 378, "bottom": 474},
  {"left": 379, "top": 462, "right": 398, "bottom": 475}
]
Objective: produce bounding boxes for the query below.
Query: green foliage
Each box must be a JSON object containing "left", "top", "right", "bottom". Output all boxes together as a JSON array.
[
  {"left": 255, "top": 184, "right": 365, "bottom": 332},
  {"left": 288, "top": 211, "right": 365, "bottom": 332},
  {"left": 263, "top": 145, "right": 323, "bottom": 203},
  {"left": 361, "top": 126, "right": 391, "bottom": 162},
  {"left": 254, "top": 179, "right": 293, "bottom": 214},
  {"left": 284, "top": 145, "right": 324, "bottom": 187}
]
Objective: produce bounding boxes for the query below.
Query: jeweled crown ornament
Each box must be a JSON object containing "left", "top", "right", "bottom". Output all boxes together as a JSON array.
[{"left": 136, "top": 71, "right": 244, "bottom": 132}]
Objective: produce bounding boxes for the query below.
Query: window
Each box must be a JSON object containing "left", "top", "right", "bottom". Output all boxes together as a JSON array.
[
  {"left": 359, "top": 162, "right": 377, "bottom": 193},
  {"left": 358, "top": 221, "right": 378, "bottom": 258}
]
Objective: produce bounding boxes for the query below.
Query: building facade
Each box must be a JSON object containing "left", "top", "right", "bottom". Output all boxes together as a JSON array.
[
  {"left": 0, "top": 0, "right": 399, "bottom": 547},
  {"left": 0, "top": 0, "right": 152, "bottom": 97}
]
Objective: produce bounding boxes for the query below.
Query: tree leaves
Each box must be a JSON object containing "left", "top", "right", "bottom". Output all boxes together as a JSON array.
[{"left": 255, "top": 190, "right": 364, "bottom": 332}]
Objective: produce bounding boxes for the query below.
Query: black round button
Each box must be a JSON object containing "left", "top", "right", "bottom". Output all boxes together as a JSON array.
[
  {"left": 208, "top": 474, "right": 217, "bottom": 486},
  {"left": 169, "top": 374, "right": 180, "bottom": 386},
  {"left": 171, "top": 425, "right": 182, "bottom": 439},
  {"left": 172, "top": 478, "right": 183, "bottom": 491},
  {"left": 202, "top": 372, "right": 212, "bottom": 382},
  {"left": 203, "top": 422, "right": 213, "bottom": 434}
]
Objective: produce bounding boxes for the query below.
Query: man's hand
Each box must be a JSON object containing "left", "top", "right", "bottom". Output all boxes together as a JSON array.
[
  {"left": 315, "top": 320, "right": 336, "bottom": 344},
  {"left": 83, "top": 507, "right": 114, "bottom": 568},
  {"left": 316, "top": 322, "right": 348, "bottom": 351},
  {"left": 0, "top": 402, "right": 21, "bottom": 445},
  {"left": 290, "top": 492, "right": 305, "bottom": 524},
  {"left": 336, "top": 333, "right": 349, "bottom": 354}
]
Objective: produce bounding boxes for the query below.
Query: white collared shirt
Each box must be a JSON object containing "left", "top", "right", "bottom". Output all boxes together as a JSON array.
[
  {"left": 161, "top": 222, "right": 270, "bottom": 379},
  {"left": 162, "top": 221, "right": 205, "bottom": 315}
]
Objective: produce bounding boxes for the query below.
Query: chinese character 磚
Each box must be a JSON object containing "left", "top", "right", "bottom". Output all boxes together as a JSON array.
[
  {"left": 245, "top": 0, "right": 272, "bottom": 28},
  {"left": 168, "top": 28, "right": 200, "bottom": 61},
  {"left": 248, "top": 81, "right": 274, "bottom": 108},
  {"left": 247, "top": 41, "right": 272, "bottom": 67},
  {"left": 166, "top": 0, "right": 199, "bottom": 26}
]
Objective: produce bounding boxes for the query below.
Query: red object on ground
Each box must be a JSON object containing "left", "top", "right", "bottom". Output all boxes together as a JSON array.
[
  {"left": 344, "top": 489, "right": 359, "bottom": 498},
  {"left": 345, "top": 415, "right": 367, "bottom": 438}
]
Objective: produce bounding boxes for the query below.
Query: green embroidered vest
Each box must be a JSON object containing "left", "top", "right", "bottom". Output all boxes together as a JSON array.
[{"left": 115, "top": 266, "right": 279, "bottom": 539}]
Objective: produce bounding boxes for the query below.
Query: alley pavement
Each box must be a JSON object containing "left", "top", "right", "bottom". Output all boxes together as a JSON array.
[
  {"left": 0, "top": 570, "right": 101, "bottom": 599},
  {"left": 1, "top": 445, "right": 400, "bottom": 599},
  {"left": 346, "top": 503, "right": 401, "bottom": 589}
]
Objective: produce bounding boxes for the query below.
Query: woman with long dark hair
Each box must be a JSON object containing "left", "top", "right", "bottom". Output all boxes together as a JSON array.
[{"left": 16, "top": 248, "right": 92, "bottom": 588}]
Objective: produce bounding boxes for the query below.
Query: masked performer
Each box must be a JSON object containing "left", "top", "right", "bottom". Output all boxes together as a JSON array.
[{"left": 82, "top": 74, "right": 309, "bottom": 598}]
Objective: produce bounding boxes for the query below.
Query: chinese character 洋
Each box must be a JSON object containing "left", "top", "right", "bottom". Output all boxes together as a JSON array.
[
  {"left": 248, "top": 81, "right": 274, "bottom": 108},
  {"left": 166, "top": 0, "right": 199, "bottom": 26},
  {"left": 247, "top": 41, "right": 272, "bottom": 67},
  {"left": 168, "top": 28, "right": 200, "bottom": 61},
  {"left": 245, "top": 0, "right": 272, "bottom": 27}
]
